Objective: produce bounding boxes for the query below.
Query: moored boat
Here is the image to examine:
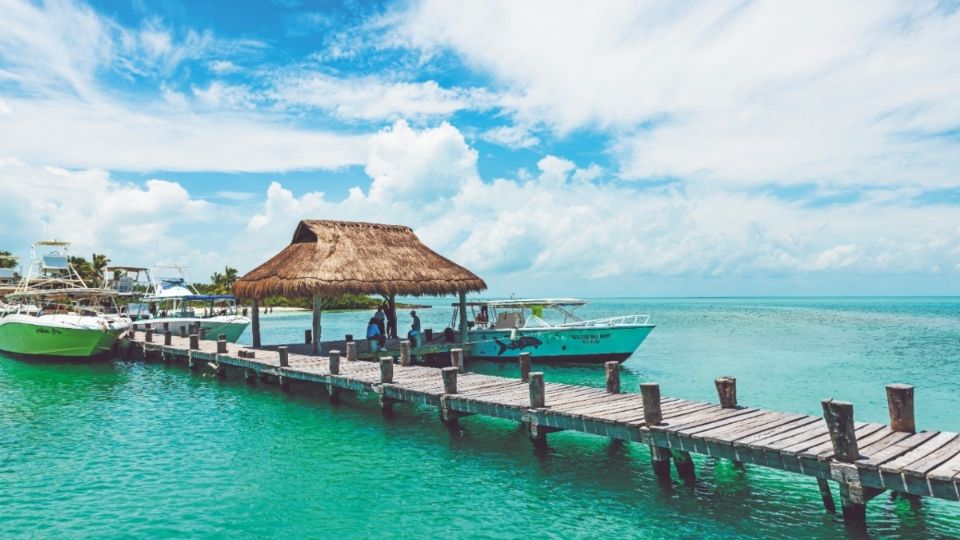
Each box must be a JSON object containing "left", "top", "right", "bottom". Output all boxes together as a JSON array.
[
  {"left": 108, "top": 265, "right": 250, "bottom": 342},
  {"left": 452, "top": 298, "right": 654, "bottom": 364},
  {"left": 0, "top": 241, "right": 131, "bottom": 358}
]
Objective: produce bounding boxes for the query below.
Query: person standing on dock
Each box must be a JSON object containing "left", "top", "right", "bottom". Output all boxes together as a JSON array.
[
  {"left": 374, "top": 305, "right": 386, "bottom": 338},
  {"left": 408, "top": 310, "right": 421, "bottom": 347},
  {"left": 367, "top": 317, "right": 383, "bottom": 352},
  {"left": 385, "top": 303, "right": 397, "bottom": 338}
]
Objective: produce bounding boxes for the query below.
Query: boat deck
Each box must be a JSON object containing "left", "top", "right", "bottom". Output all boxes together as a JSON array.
[{"left": 121, "top": 331, "right": 960, "bottom": 525}]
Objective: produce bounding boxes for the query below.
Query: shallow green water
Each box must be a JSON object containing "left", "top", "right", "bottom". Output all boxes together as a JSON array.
[{"left": 2, "top": 297, "right": 959, "bottom": 538}]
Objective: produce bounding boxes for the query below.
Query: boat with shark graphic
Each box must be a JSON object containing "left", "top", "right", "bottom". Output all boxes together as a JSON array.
[{"left": 451, "top": 298, "right": 654, "bottom": 364}]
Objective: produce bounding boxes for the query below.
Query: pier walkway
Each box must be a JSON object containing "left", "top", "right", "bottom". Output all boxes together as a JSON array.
[{"left": 122, "top": 329, "right": 960, "bottom": 526}]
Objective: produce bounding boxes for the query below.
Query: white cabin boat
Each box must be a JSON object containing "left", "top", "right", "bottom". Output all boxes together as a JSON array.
[
  {"left": 107, "top": 266, "right": 250, "bottom": 343},
  {"left": 452, "top": 298, "right": 654, "bottom": 364}
]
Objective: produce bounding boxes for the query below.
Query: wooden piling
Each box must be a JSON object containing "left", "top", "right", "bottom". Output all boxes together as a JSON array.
[
  {"left": 164, "top": 331, "right": 172, "bottom": 346},
  {"left": 189, "top": 334, "right": 199, "bottom": 350},
  {"left": 346, "top": 341, "right": 356, "bottom": 362},
  {"left": 641, "top": 382, "right": 671, "bottom": 477},
  {"left": 305, "top": 329, "right": 312, "bottom": 345},
  {"left": 162, "top": 322, "right": 169, "bottom": 332},
  {"left": 451, "top": 348, "right": 464, "bottom": 373},
  {"left": 217, "top": 338, "right": 227, "bottom": 354},
  {"left": 329, "top": 350, "right": 340, "bottom": 375},
  {"left": 605, "top": 361, "right": 620, "bottom": 394},
  {"left": 251, "top": 299, "right": 261, "bottom": 348},
  {"left": 886, "top": 384, "right": 915, "bottom": 433},
  {"left": 145, "top": 328, "right": 153, "bottom": 343},
  {"left": 817, "top": 478, "right": 836, "bottom": 513},
  {"left": 518, "top": 352, "right": 532, "bottom": 383},
  {"left": 180, "top": 326, "right": 187, "bottom": 338},
  {"left": 380, "top": 357, "right": 394, "bottom": 384},
  {"left": 278, "top": 346, "right": 289, "bottom": 368},
  {"left": 198, "top": 327, "right": 206, "bottom": 340},
  {"left": 400, "top": 340, "right": 410, "bottom": 366},
  {"left": 529, "top": 372, "right": 545, "bottom": 408},
  {"left": 715, "top": 376, "right": 737, "bottom": 408},
  {"left": 822, "top": 399, "right": 859, "bottom": 462},
  {"left": 441, "top": 366, "right": 458, "bottom": 394}
]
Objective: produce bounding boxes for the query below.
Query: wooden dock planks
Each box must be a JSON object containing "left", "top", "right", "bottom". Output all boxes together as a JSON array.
[{"left": 126, "top": 333, "right": 960, "bottom": 506}]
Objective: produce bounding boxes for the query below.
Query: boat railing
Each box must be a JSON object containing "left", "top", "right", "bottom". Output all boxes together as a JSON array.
[{"left": 555, "top": 314, "right": 651, "bottom": 327}]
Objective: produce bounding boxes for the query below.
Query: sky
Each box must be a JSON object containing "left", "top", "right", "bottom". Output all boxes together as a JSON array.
[{"left": 0, "top": 0, "right": 959, "bottom": 297}]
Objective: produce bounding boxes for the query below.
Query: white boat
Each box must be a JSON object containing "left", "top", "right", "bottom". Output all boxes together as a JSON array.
[
  {"left": 0, "top": 241, "right": 131, "bottom": 358},
  {"left": 452, "top": 298, "right": 654, "bottom": 364},
  {"left": 107, "top": 265, "right": 250, "bottom": 343}
]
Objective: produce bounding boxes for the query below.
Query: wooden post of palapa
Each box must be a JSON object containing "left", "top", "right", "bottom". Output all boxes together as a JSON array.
[
  {"left": 278, "top": 346, "right": 289, "bottom": 368},
  {"left": 518, "top": 352, "right": 531, "bottom": 383},
  {"left": 605, "top": 361, "right": 620, "bottom": 394},
  {"left": 311, "top": 295, "right": 322, "bottom": 354},
  {"left": 164, "top": 331, "right": 172, "bottom": 346},
  {"left": 346, "top": 341, "right": 356, "bottom": 362},
  {"left": 640, "top": 382, "right": 671, "bottom": 477},
  {"left": 450, "top": 348, "right": 464, "bottom": 373},
  {"left": 529, "top": 372, "right": 545, "bottom": 408},
  {"left": 457, "top": 290, "right": 468, "bottom": 345},
  {"left": 400, "top": 340, "right": 410, "bottom": 366},
  {"left": 442, "top": 366, "right": 458, "bottom": 394},
  {"left": 251, "top": 299, "right": 261, "bottom": 348},
  {"left": 189, "top": 334, "right": 199, "bottom": 350},
  {"left": 715, "top": 376, "right": 737, "bottom": 408},
  {"left": 329, "top": 350, "right": 340, "bottom": 375},
  {"left": 886, "top": 384, "right": 915, "bottom": 433}
]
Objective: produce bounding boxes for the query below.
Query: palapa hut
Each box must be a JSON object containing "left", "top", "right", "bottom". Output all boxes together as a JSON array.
[{"left": 233, "top": 219, "right": 486, "bottom": 351}]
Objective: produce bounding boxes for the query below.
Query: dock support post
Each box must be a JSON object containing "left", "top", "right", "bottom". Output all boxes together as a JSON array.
[
  {"left": 715, "top": 376, "right": 742, "bottom": 468},
  {"left": 886, "top": 384, "right": 920, "bottom": 504},
  {"left": 251, "top": 299, "right": 261, "bottom": 348},
  {"left": 379, "top": 357, "right": 396, "bottom": 412},
  {"left": 817, "top": 478, "right": 836, "bottom": 513},
  {"left": 451, "top": 348, "right": 464, "bottom": 373},
  {"left": 400, "top": 340, "right": 410, "bottom": 366},
  {"left": 198, "top": 327, "right": 206, "bottom": 341},
  {"left": 164, "top": 331, "right": 172, "bottom": 346},
  {"left": 304, "top": 329, "right": 311, "bottom": 345},
  {"left": 605, "top": 361, "right": 620, "bottom": 394},
  {"left": 145, "top": 328, "right": 153, "bottom": 343},
  {"left": 641, "top": 382, "right": 672, "bottom": 478},
  {"left": 278, "top": 346, "right": 289, "bottom": 368},
  {"left": 518, "top": 352, "right": 531, "bottom": 383},
  {"left": 217, "top": 337, "right": 227, "bottom": 354},
  {"left": 822, "top": 399, "right": 882, "bottom": 522},
  {"left": 346, "top": 341, "right": 356, "bottom": 362},
  {"left": 244, "top": 368, "right": 257, "bottom": 384},
  {"left": 189, "top": 334, "right": 199, "bottom": 350},
  {"left": 440, "top": 367, "right": 460, "bottom": 426},
  {"left": 327, "top": 350, "right": 340, "bottom": 403},
  {"left": 188, "top": 351, "right": 198, "bottom": 371},
  {"left": 529, "top": 372, "right": 545, "bottom": 409}
]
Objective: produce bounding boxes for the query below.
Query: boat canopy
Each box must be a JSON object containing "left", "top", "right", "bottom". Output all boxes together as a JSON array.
[
  {"left": 143, "top": 293, "right": 236, "bottom": 302},
  {"left": 452, "top": 298, "right": 587, "bottom": 308},
  {"left": 6, "top": 288, "right": 122, "bottom": 300}
]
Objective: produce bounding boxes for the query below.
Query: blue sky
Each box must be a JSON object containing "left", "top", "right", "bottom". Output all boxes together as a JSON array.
[{"left": 1, "top": 0, "right": 959, "bottom": 296}]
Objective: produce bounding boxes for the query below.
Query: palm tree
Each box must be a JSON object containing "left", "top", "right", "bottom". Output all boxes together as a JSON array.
[
  {"left": 210, "top": 271, "right": 224, "bottom": 293},
  {"left": 223, "top": 266, "right": 238, "bottom": 287},
  {"left": 68, "top": 256, "right": 96, "bottom": 284},
  {"left": 92, "top": 253, "right": 110, "bottom": 287},
  {"left": 0, "top": 250, "right": 15, "bottom": 269}
]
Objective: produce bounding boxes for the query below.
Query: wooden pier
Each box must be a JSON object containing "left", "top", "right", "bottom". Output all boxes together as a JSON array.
[{"left": 122, "top": 328, "right": 960, "bottom": 526}]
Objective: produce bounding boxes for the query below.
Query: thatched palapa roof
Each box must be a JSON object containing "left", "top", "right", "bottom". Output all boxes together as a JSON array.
[{"left": 233, "top": 219, "right": 486, "bottom": 300}]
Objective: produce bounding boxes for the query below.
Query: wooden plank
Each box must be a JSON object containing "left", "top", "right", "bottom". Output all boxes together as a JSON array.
[
  {"left": 679, "top": 409, "right": 771, "bottom": 437},
  {"left": 662, "top": 407, "right": 758, "bottom": 433},
  {"left": 855, "top": 431, "right": 937, "bottom": 469},
  {"left": 928, "top": 451, "right": 960, "bottom": 481},
  {"left": 880, "top": 433, "right": 959, "bottom": 473},
  {"left": 699, "top": 412, "right": 803, "bottom": 443},
  {"left": 784, "top": 423, "right": 886, "bottom": 457},
  {"left": 901, "top": 436, "right": 960, "bottom": 477},
  {"left": 734, "top": 416, "right": 822, "bottom": 448}
]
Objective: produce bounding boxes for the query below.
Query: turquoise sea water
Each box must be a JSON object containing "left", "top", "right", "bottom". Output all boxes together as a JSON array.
[{"left": 1, "top": 297, "right": 959, "bottom": 538}]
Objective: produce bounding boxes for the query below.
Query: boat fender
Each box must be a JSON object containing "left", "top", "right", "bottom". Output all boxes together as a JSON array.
[{"left": 510, "top": 328, "right": 517, "bottom": 340}]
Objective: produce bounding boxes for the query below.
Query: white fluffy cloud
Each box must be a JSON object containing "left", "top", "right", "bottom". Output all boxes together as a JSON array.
[
  {"left": 391, "top": 0, "right": 960, "bottom": 187},
  {"left": 0, "top": 158, "right": 234, "bottom": 274},
  {"left": 245, "top": 122, "right": 960, "bottom": 293}
]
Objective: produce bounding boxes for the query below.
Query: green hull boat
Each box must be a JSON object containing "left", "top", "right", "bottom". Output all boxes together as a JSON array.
[{"left": 0, "top": 314, "right": 127, "bottom": 357}]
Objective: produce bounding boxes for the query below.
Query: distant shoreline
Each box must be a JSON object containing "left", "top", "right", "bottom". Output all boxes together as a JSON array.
[{"left": 258, "top": 304, "right": 431, "bottom": 314}]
